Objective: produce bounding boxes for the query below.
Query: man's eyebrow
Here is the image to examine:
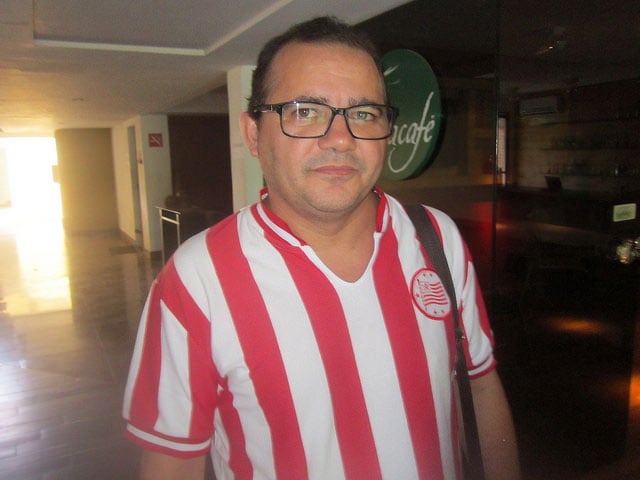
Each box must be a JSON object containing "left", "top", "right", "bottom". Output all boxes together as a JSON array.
[
  {"left": 350, "top": 97, "right": 381, "bottom": 106},
  {"left": 294, "top": 95, "right": 328, "bottom": 104},
  {"left": 293, "top": 96, "right": 382, "bottom": 106}
]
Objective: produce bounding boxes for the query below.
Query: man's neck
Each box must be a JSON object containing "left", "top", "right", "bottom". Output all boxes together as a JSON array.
[{"left": 264, "top": 192, "right": 379, "bottom": 281}]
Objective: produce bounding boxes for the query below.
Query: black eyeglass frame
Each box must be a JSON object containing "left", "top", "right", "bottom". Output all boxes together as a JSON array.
[{"left": 253, "top": 101, "right": 399, "bottom": 140}]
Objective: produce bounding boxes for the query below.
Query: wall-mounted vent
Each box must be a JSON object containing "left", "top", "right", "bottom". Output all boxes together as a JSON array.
[{"left": 519, "top": 96, "right": 559, "bottom": 116}]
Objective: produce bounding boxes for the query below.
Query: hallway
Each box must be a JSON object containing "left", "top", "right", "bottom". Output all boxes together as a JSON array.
[
  {"left": 0, "top": 208, "right": 159, "bottom": 480},
  {"left": 0, "top": 206, "right": 639, "bottom": 479}
]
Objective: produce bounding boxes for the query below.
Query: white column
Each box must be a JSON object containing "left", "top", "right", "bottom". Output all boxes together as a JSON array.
[{"left": 227, "top": 65, "right": 263, "bottom": 211}]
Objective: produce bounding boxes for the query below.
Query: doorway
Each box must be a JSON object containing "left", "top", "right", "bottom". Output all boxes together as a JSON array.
[
  {"left": 0, "top": 137, "right": 71, "bottom": 315},
  {"left": 127, "top": 126, "right": 143, "bottom": 248}
]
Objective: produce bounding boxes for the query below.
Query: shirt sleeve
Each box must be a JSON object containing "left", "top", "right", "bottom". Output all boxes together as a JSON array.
[
  {"left": 122, "top": 256, "right": 220, "bottom": 458},
  {"left": 426, "top": 207, "right": 496, "bottom": 378}
]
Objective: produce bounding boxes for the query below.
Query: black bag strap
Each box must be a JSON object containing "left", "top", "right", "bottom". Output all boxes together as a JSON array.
[{"left": 405, "top": 204, "right": 485, "bottom": 480}]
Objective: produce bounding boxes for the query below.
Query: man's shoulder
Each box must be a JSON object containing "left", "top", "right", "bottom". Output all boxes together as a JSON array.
[
  {"left": 174, "top": 209, "right": 247, "bottom": 258},
  {"left": 381, "top": 193, "right": 457, "bottom": 232}
]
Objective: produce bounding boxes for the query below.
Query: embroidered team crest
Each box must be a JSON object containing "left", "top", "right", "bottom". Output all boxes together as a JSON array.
[{"left": 411, "top": 268, "right": 451, "bottom": 319}]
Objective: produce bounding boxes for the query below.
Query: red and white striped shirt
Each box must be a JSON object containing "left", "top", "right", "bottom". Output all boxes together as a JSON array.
[{"left": 123, "top": 190, "right": 495, "bottom": 479}]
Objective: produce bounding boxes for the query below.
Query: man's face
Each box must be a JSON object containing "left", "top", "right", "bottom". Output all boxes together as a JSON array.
[{"left": 242, "top": 41, "right": 389, "bottom": 222}]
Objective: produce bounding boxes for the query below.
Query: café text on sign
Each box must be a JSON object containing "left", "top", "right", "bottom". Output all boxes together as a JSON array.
[{"left": 381, "top": 49, "right": 442, "bottom": 180}]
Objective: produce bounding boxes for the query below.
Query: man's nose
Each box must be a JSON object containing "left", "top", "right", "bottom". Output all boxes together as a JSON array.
[{"left": 318, "top": 113, "right": 356, "bottom": 150}]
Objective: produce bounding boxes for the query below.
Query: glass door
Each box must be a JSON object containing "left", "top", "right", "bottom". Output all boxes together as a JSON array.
[
  {"left": 362, "top": 0, "right": 640, "bottom": 477},
  {"left": 496, "top": 1, "right": 640, "bottom": 476}
]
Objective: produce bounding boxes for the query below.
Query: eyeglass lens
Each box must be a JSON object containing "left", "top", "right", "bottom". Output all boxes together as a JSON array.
[{"left": 280, "top": 102, "right": 393, "bottom": 139}]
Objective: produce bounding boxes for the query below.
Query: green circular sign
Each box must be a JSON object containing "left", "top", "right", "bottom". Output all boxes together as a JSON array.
[{"left": 382, "top": 49, "right": 442, "bottom": 180}]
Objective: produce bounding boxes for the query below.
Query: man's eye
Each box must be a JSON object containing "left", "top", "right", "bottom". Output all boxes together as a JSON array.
[
  {"left": 296, "top": 108, "right": 314, "bottom": 118},
  {"left": 350, "top": 107, "right": 382, "bottom": 122}
]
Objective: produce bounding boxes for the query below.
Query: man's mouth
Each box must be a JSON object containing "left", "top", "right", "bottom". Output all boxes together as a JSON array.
[{"left": 313, "top": 164, "right": 357, "bottom": 176}]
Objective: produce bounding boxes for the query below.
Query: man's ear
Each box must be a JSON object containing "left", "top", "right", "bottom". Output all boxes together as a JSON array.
[{"left": 239, "top": 112, "right": 259, "bottom": 157}]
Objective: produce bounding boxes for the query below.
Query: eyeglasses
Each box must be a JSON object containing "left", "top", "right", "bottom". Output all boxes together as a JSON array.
[{"left": 253, "top": 101, "right": 399, "bottom": 140}]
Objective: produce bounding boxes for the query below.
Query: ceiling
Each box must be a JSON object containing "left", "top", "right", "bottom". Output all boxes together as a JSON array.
[
  {"left": 1, "top": 0, "right": 638, "bottom": 138},
  {"left": 0, "top": 0, "right": 408, "bottom": 137}
]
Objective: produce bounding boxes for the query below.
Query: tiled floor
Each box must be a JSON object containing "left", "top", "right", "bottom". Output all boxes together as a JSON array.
[
  {"left": 492, "top": 245, "right": 640, "bottom": 480},
  {"left": 0, "top": 209, "right": 159, "bottom": 480},
  {"left": 0, "top": 206, "right": 638, "bottom": 479}
]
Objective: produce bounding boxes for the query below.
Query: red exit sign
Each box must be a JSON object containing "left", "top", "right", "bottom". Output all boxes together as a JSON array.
[{"left": 148, "top": 133, "right": 163, "bottom": 147}]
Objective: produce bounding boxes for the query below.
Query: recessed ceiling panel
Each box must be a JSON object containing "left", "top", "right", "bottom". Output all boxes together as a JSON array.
[{"left": 33, "top": 0, "right": 277, "bottom": 50}]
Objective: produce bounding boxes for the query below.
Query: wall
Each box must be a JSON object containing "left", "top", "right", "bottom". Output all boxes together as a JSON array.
[
  {"left": 112, "top": 124, "right": 137, "bottom": 241},
  {"left": 55, "top": 128, "right": 118, "bottom": 233},
  {"left": 227, "top": 65, "right": 263, "bottom": 210},
  {"left": 112, "top": 115, "right": 172, "bottom": 252},
  {"left": 513, "top": 79, "right": 640, "bottom": 194},
  {"left": 0, "top": 147, "right": 10, "bottom": 206},
  {"left": 137, "top": 116, "right": 172, "bottom": 252}
]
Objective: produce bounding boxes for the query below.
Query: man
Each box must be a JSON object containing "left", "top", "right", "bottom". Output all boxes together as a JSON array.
[{"left": 123, "top": 16, "right": 520, "bottom": 480}]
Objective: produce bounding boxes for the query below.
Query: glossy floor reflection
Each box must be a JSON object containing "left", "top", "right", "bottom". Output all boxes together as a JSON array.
[
  {"left": 493, "top": 253, "right": 640, "bottom": 480},
  {"left": 0, "top": 207, "right": 638, "bottom": 479},
  {"left": 0, "top": 208, "right": 160, "bottom": 480}
]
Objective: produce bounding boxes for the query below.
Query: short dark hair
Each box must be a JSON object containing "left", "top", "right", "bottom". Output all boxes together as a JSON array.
[{"left": 247, "top": 16, "right": 384, "bottom": 119}]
